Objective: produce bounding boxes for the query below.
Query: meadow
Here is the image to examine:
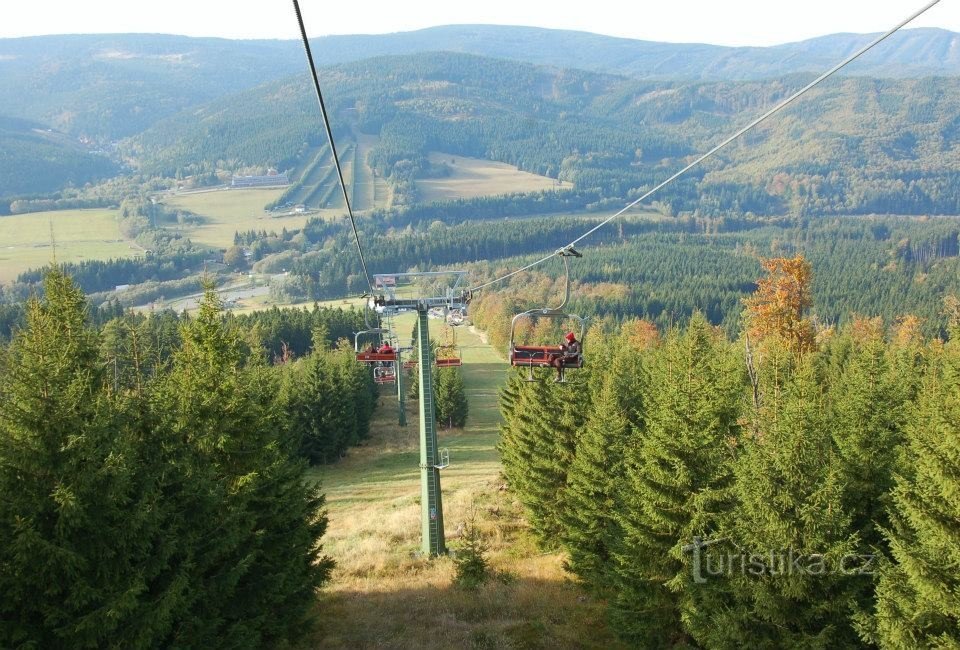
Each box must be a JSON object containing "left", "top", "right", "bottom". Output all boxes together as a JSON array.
[
  {"left": 0, "top": 208, "right": 135, "bottom": 283},
  {"left": 417, "top": 153, "right": 568, "bottom": 203},
  {"left": 306, "top": 320, "right": 620, "bottom": 649},
  {"left": 162, "top": 188, "right": 341, "bottom": 249}
]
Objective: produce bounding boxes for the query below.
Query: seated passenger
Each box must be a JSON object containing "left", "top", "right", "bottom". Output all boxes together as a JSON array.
[{"left": 551, "top": 331, "right": 581, "bottom": 381}]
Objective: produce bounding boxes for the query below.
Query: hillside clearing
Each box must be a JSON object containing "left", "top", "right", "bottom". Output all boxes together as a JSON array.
[
  {"left": 162, "top": 188, "right": 342, "bottom": 248},
  {"left": 417, "top": 153, "right": 569, "bottom": 203},
  {"left": 306, "top": 320, "right": 621, "bottom": 649},
  {"left": 0, "top": 209, "right": 135, "bottom": 283}
]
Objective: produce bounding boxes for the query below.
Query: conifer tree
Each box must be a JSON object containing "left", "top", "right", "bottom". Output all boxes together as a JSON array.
[
  {"left": 436, "top": 366, "right": 468, "bottom": 428},
  {"left": 610, "top": 313, "right": 742, "bottom": 646},
  {"left": 559, "top": 333, "right": 646, "bottom": 594},
  {"left": 287, "top": 353, "right": 350, "bottom": 464},
  {"left": 871, "top": 335, "right": 960, "bottom": 648},
  {"left": 154, "top": 286, "right": 333, "bottom": 647},
  {"left": 0, "top": 269, "right": 176, "bottom": 647},
  {"left": 697, "top": 345, "right": 862, "bottom": 649},
  {"left": 828, "top": 323, "right": 911, "bottom": 549},
  {"left": 498, "top": 369, "right": 589, "bottom": 545}
]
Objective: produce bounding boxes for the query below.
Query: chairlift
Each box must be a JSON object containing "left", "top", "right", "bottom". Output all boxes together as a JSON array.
[
  {"left": 354, "top": 305, "right": 396, "bottom": 364},
  {"left": 508, "top": 246, "right": 587, "bottom": 383},
  {"left": 446, "top": 308, "right": 465, "bottom": 326},
  {"left": 435, "top": 346, "right": 462, "bottom": 368},
  {"left": 435, "top": 321, "right": 462, "bottom": 367},
  {"left": 374, "top": 366, "right": 396, "bottom": 384}
]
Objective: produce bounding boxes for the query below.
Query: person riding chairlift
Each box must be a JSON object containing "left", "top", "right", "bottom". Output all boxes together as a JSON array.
[
  {"left": 376, "top": 341, "right": 395, "bottom": 366},
  {"left": 552, "top": 331, "right": 581, "bottom": 382}
]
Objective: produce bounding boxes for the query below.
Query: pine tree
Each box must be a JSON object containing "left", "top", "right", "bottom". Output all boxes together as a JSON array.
[
  {"left": 697, "top": 345, "right": 861, "bottom": 649},
  {"left": 610, "top": 313, "right": 742, "bottom": 646},
  {"left": 559, "top": 331, "right": 647, "bottom": 594},
  {"left": 0, "top": 268, "right": 177, "bottom": 647},
  {"left": 436, "top": 366, "right": 468, "bottom": 428},
  {"left": 871, "top": 335, "right": 960, "bottom": 648}
]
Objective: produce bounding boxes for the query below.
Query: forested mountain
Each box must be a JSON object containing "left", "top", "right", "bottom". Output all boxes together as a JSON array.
[
  {"left": 306, "top": 25, "right": 960, "bottom": 81},
  {"left": 0, "top": 115, "right": 117, "bottom": 195},
  {"left": 0, "top": 34, "right": 302, "bottom": 139},
  {"left": 1, "top": 26, "right": 956, "bottom": 142},
  {"left": 127, "top": 51, "right": 960, "bottom": 216}
]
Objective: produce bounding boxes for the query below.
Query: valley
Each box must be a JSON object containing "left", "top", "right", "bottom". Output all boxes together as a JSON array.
[{"left": 3, "top": 17, "right": 960, "bottom": 650}]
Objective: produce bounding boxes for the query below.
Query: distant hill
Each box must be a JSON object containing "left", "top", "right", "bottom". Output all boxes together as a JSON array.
[
  {"left": 0, "top": 34, "right": 302, "bottom": 139},
  {"left": 0, "top": 26, "right": 956, "bottom": 140},
  {"left": 128, "top": 52, "right": 960, "bottom": 217},
  {"left": 0, "top": 115, "right": 118, "bottom": 200},
  {"left": 306, "top": 25, "right": 960, "bottom": 81}
]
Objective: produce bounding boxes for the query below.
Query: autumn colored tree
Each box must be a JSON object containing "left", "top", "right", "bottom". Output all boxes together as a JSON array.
[{"left": 745, "top": 255, "right": 816, "bottom": 355}]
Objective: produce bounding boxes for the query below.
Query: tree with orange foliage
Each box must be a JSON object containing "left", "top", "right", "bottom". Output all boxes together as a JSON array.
[{"left": 745, "top": 255, "right": 816, "bottom": 355}]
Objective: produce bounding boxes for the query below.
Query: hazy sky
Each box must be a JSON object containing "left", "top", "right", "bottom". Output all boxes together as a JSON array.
[{"left": 2, "top": 0, "right": 957, "bottom": 46}]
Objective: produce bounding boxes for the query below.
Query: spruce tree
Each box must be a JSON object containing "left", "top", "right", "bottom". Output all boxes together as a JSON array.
[
  {"left": 559, "top": 335, "right": 646, "bottom": 594},
  {"left": 0, "top": 269, "right": 176, "bottom": 647},
  {"left": 828, "top": 324, "right": 911, "bottom": 549},
  {"left": 498, "top": 368, "right": 589, "bottom": 545},
  {"left": 436, "top": 366, "right": 468, "bottom": 429},
  {"left": 871, "top": 335, "right": 960, "bottom": 648},
  {"left": 610, "top": 313, "right": 742, "bottom": 646},
  {"left": 154, "top": 287, "right": 333, "bottom": 647},
  {"left": 697, "top": 345, "right": 862, "bottom": 649}
]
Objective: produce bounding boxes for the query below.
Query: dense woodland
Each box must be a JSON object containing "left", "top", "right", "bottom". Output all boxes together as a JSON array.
[
  {"left": 0, "top": 270, "right": 391, "bottom": 647},
  {"left": 494, "top": 256, "right": 960, "bottom": 648},
  {"left": 223, "top": 211, "right": 960, "bottom": 338}
]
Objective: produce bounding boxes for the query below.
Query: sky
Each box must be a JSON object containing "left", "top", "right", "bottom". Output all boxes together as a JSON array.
[{"left": 1, "top": 0, "right": 957, "bottom": 46}]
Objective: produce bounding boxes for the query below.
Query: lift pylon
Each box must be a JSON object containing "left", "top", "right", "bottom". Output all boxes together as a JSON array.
[{"left": 369, "top": 271, "right": 470, "bottom": 556}]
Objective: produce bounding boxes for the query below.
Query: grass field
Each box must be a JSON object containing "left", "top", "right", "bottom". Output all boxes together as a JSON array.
[
  {"left": 418, "top": 153, "right": 568, "bottom": 203},
  {"left": 162, "top": 189, "right": 342, "bottom": 249},
  {"left": 0, "top": 209, "right": 136, "bottom": 283},
  {"left": 305, "top": 321, "right": 622, "bottom": 649}
]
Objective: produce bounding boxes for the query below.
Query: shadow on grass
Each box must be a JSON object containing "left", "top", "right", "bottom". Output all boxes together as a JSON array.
[{"left": 310, "top": 576, "right": 623, "bottom": 650}]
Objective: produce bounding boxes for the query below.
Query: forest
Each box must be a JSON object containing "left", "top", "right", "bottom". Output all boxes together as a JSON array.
[
  {"left": 0, "top": 271, "right": 381, "bottom": 646},
  {"left": 493, "top": 256, "right": 960, "bottom": 648},
  {"left": 122, "top": 53, "right": 960, "bottom": 218}
]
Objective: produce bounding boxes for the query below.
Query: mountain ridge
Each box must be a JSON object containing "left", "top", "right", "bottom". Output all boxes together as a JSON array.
[{"left": 0, "top": 25, "right": 956, "bottom": 140}]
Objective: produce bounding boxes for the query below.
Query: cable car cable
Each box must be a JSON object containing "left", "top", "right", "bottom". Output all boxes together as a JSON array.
[
  {"left": 467, "top": 0, "right": 942, "bottom": 294},
  {"left": 292, "top": 0, "right": 374, "bottom": 293}
]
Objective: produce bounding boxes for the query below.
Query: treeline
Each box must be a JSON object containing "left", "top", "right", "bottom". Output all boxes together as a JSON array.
[
  {"left": 233, "top": 211, "right": 960, "bottom": 334},
  {"left": 465, "top": 216, "right": 960, "bottom": 337},
  {"left": 497, "top": 256, "right": 960, "bottom": 647},
  {"left": 16, "top": 248, "right": 209, "bottom": 295},
  {"left": 0, "top": 270, "right": 367, "bottom": 648}
]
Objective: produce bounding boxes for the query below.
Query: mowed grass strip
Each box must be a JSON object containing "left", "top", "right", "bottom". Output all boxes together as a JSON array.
[
  {"left": 0, "top": 209, "right": 135, "bottom": 283},
  {"left": 308, "top": 321, "right": 623, "bottom": 649}
]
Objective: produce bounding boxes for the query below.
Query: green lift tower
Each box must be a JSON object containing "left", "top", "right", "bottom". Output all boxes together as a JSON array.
[{"left": 370, "top": 271, "right": 468, "bottom": 556}]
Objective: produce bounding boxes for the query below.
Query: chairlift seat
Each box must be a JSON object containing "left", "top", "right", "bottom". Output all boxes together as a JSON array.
[
  {"left": 510, "top": 345, "right": 583, "bottom": 368},
  {"left": 356, "top": 351, "right": 398, "bottom": 363},
  {"left": 374, "top": 366, "right": 396, "bottom": 384}
]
